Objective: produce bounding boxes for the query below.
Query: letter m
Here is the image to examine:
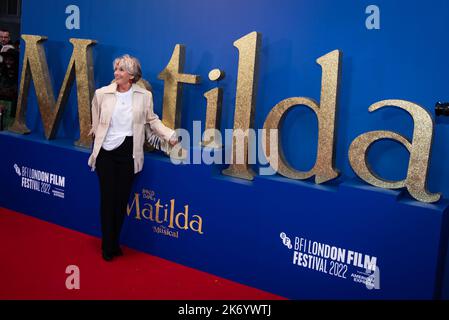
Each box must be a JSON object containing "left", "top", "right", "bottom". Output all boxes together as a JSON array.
[{"left": 9, "top": 35, "right": 96, "bottom": 147}]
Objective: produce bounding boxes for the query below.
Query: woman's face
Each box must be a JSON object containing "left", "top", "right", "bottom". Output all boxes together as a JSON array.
[{"left": 114, "top": 63, "right": 133, "bottom": 87}]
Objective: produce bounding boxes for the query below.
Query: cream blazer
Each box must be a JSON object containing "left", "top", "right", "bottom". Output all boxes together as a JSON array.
[{"left": 87, "top": 83, "right": 174, "bottom": 173}]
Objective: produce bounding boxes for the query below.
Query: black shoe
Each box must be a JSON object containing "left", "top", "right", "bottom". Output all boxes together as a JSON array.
[
  {"left": 102, "top": 251, "right": 114, "bottom": 261},
  {"left": 113, "top": 247, "right": 123, "bottom": 257}
]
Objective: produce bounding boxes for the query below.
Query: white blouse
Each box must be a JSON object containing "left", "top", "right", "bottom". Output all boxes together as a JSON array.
[{"left": 101, "top": 88, "right": 134, "bottom": 151}]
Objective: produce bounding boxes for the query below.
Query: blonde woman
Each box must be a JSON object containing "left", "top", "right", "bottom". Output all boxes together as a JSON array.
[{"left": 88, "top": 55, "right": 178, "bottom": 261}]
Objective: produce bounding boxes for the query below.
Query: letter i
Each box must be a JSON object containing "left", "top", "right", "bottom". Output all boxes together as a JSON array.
[
  {"left": 202, "top": 69, "right": 225, "bottom": 148},
  {"left": 164, "top": 204, "right": 168, "bottom": 222}
]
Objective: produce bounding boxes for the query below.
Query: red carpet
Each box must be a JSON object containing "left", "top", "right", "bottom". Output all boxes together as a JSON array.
[{"left": 0, "top": 207, "right": 285, "bottom": 300}]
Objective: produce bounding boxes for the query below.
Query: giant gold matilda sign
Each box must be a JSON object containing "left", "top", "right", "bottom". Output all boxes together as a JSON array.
[{"left": 9, "top": 32, "right": 440, "bottom": 203}]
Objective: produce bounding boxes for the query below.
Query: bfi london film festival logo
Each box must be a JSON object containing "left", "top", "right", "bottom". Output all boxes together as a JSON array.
[
  {"left": 280, "top": 232, "right": 380, "bottom": 290},
  {"left": 14, "top": 164, "right": 66, "bottom": 199}
]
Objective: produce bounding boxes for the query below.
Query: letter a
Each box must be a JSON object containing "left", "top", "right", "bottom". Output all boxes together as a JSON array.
[
  {"left": 65, "top": 265, "right": 80, "bottom": 290},
  {"left": 365, "top": 5, "right": 380, "bottom": 30},
  {"left": 349, "top": 100, "right": 440, "bottom": 203},
  {"left": 65, "top": 5, "right": 80, "bottom": 30}
]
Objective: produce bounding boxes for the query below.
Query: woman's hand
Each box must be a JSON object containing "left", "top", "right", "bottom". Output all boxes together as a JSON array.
[
  {"left": 169, "top": 136, "right": 179, "bottom": 146},
  {"left": 87, "top": 128, "right": 95, "bottom": 137}
]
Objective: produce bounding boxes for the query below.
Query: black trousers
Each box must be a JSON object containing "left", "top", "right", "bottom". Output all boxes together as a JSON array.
[{"left": 96, "top": 136, "right": 135, "bottom": 255}]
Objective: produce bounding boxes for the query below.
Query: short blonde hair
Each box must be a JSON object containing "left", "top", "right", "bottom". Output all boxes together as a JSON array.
[{"left": 113, "top": 54, "right": 142, "bottom": 83}]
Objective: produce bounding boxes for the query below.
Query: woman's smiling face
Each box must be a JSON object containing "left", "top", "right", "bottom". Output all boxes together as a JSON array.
[{"left": 114, "top": 63, "right": 133, "bottom": 88}]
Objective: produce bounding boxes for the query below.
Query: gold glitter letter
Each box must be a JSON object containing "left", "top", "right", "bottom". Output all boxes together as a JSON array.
[
  {"left": 349, "top": 100, "right": 440, "bottom": 203},
  {"left": 202, "top": 88, "right": 223, "bottom": 148},
  {"left": 222, "top": 31, "right": 261, "bottom": 180},
  {"left": 9, "top": 35, "right": 96, "bottom": 147},
  {"left": 263, "top": 50, "right": 342, "bottom": 183},
  {"left": 158, "top": 44, "right": 200, "bottom": 129}
]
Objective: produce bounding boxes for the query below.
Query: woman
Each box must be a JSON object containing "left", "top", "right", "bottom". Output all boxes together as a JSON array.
[{"left": 88, "top": 54, "right": 178, "bottom": 261}]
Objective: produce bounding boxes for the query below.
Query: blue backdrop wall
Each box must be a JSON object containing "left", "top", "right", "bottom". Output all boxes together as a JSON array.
[{"left": 1, "top": 0, "right": 449, "bottom": 299}]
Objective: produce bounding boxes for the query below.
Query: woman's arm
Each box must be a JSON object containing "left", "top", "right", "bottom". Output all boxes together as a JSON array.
[
  {"left": 88, "top": 93, "right": 99, "bottom": 137},
  {"left": 145, "top": 92, "right": 177, "bottom": 144}
]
